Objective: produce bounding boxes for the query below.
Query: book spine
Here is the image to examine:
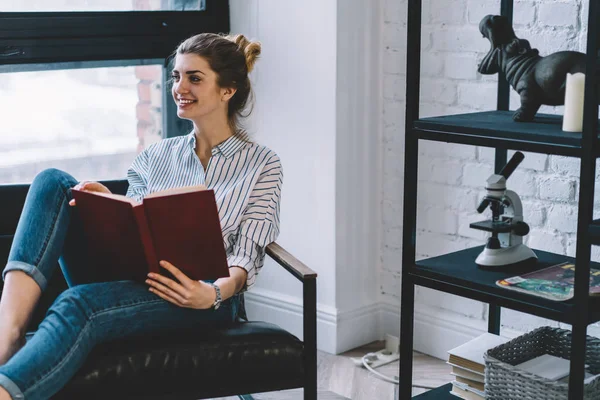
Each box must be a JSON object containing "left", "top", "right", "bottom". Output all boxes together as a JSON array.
[{"left": 132, "top": 206, "right": 160, "bottom": 275}]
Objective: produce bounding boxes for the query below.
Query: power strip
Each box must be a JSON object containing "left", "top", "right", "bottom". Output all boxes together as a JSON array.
[
  {"left": 351, "top": 334, "right": 400, "bottom": 369},
  {"left": 351, "top": 349, "right": 400, "bottom": 369}
]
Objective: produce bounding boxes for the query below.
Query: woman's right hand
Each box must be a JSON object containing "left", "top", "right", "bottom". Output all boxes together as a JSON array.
[{"left": 69, "top": 181, "right": 112, "bottom": 206}]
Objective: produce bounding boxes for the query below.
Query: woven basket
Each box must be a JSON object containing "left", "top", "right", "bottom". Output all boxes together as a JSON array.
[{"left": 484, "top": 326, "right": 600, "bottom": 400}]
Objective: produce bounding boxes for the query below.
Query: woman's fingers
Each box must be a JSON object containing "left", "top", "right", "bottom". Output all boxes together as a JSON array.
[
  {"left": 148, "top": 286, "right": 184, "bottom": 307},
  {"left": 70, "top": 181, "right": 112, "bottom": 207},
  {"left": 146, "top": 279, "right": 188, "bottom": 305},
  {"left": 84, "top": 182, "right": 110, "bottom": 193}
]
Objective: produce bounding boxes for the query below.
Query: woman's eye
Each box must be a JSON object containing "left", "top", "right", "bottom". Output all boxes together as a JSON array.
[
  {"left": 171, "top": 74, "right": 180, "bottom": 81},
  {"left": 190, "top": 76, "right": 201, "bottom": 83}
]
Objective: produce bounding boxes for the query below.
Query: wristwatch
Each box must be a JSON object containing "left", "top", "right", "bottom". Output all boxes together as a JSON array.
[{"left": 209, "top": 282, "right": 222, "bottom": 310}]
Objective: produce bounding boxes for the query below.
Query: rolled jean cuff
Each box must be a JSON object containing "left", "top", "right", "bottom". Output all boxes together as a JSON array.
[
  {"left": 0, "top": 373, "right": 24, "bottom": 399},
  {"left": 2, "top": 261, "right": 47, "bottom": 292}
]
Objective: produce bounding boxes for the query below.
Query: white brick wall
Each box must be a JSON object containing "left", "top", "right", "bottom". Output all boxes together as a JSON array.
[{"left": 381, "top": 0, "right": 598, "bottom": 335}]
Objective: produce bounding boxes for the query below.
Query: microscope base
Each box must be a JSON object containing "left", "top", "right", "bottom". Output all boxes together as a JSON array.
[{"left": 475, "top": 244, "right": 537, "bottom": 268}]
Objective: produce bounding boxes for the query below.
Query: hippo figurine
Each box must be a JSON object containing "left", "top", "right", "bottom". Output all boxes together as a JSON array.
[{"left": 478, "top": 14, "right": 598, "bottom": 122}]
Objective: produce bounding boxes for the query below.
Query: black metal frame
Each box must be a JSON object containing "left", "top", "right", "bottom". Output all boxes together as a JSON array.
[
  {"left": 0, "top": 4, "right": 229, "bottom": 65},
  {"left": 400, "top": 0, "right": 599, "bottom": 399}
]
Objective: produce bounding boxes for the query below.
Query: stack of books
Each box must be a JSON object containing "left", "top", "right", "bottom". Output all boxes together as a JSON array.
[{"left": 446, "top": 333, "right": 509, "bottom": 399}]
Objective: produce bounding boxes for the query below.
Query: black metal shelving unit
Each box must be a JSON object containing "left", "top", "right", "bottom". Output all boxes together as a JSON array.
[{"left": 399, "top": 1, "right": 599, "bottom": 399}]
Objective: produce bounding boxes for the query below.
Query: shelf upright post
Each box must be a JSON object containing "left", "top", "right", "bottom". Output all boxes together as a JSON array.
[
  {"left": 488, "top": 0, "right": 514, "bottom": 335},
  {"left": 496, "top": 0, "right": 513, "bottom": 113},
  {"left": 399, "top": 0, "right": 422, "bottom": 398},
  {"left": 569, "top": 1, "right": 599, "bottom": 399}
]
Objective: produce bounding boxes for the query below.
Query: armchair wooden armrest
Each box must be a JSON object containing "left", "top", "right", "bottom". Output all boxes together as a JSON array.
[
  {"left": 265, "top": 242, "right": 317, "bottom": 400},
  {"left": 265, "top": 242, "right": 317, "bottom": 281}
]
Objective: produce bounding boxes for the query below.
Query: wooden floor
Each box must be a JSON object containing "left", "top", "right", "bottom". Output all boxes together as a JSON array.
[{"left": 212, "top": 341, "right": 452, "bottom": 400}]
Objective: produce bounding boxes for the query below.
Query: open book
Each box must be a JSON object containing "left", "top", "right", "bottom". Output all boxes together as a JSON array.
[{"left": 71, "top": 185, "right": 230, "bottom": 283}]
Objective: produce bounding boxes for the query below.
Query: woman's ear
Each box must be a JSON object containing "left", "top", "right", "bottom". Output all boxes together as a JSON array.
[
  {"left": 221, "top": 87, "right": 237, "bottom": 102},
  {"left": 478, "top": 48, "right": 500, "bottom": 75}
]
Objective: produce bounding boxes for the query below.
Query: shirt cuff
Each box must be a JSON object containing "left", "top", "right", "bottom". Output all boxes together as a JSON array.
[{"left": 227, "top": 247, "right": 256, "bottom": 292}]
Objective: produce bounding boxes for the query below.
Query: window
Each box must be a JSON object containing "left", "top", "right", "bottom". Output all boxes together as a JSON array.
[
  {"left": 1, "top": 0, "right": 205, "bottom": 12},
  {"left": 0, "top": 62, "right": 162, "bottom": 183},
  {"left": 0, "top": 0, "right": 228, "bottom": 183}
]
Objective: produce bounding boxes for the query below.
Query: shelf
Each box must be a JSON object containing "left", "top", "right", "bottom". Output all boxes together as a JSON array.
[
  {"left": 412, "top": 383, "right": 453, "bottom": 399},
  {"left": 410, "top": 246, "right": 600, "bottom": 324},
  {"left": 414, "top": 111, "right": 599, "bottom": 157}
]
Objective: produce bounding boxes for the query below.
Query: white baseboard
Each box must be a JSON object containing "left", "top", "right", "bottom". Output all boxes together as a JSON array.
[
  {"left": 246, "top": 291, "right": 527, "bottom": 358},
  {"left": 335, "top": 302, "right": 382, "bottom": 354},
  {"left": 379, "top": 302, "right": 524, "bottom": 360},
  {"left": 244, "top": 288, "right": 381, "bottom": 354},
  {"left": 244, "top": 288, "right": 338, "bottom": 353}
]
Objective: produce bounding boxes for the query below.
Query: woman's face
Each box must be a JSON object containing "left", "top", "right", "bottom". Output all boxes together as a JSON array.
[{"left": 171, "top": 53, "right": 231, "bottom": 122}]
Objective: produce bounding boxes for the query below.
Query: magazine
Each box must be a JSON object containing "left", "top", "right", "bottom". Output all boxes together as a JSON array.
[{"left": 496, "top": 262, "right": 600, "bottom": 301}]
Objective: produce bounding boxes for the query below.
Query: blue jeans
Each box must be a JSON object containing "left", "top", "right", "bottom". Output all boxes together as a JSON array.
[{"left": 0, "top": 168, "right": 239, "bottom": 400}]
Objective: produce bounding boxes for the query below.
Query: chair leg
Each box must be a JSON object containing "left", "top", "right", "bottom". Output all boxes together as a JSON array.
[{"left": 304, "top": 279, "right": 317, "bottom": 400}]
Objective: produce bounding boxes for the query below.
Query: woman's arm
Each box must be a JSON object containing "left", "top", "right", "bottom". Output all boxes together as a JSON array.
[
  {"left": 215, "top": 266, "right": 248, "bottom": 301},
  {"left": 226, "top": 154, "right": 283, "bottom": 292},
  {"left": 126, "top": 149, "right": 150, "bottom": 202}
]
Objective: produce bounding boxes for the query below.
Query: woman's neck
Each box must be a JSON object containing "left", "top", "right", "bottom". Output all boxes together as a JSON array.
[{"left": 193, "top": 119, "right": 235, "bottom": 155}]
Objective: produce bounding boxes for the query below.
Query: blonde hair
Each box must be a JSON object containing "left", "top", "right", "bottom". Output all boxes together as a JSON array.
[
  {"left": 226, "top": 34, "right": 261, "bottom": 73},
  {"left": 175, "top": 33, "right": 262, "bottom": 130}
]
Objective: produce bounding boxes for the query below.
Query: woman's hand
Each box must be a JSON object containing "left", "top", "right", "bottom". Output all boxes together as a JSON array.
[
  {"left": 69, "top": 181, "right": 112, "bottom": 206},
  {"left": 145, "top": 260, "right": 217, "bottom": 309}
]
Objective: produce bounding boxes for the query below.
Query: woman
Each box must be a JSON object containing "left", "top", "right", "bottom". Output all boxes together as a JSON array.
[{"left": 0, "top": 32, "right": 282, "bottom": 400}]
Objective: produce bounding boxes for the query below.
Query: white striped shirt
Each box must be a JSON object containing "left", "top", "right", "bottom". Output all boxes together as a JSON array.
[{"left": 125, "top": 131, "right": 283, "bottom": 291}]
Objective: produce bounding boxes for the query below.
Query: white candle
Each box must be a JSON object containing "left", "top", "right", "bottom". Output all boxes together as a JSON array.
[{"left": 562, "top": 72, "right": 585, "bottom": 132}]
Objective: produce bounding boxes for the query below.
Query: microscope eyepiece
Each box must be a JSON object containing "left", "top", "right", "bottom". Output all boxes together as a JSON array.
[{"left": 499, "top": 151, "right": 524, "bottom": 180}]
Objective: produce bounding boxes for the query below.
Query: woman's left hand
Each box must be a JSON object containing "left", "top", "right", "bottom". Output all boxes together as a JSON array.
[{"left": 145, "top": 260, "right": 217, "bottom": 309}]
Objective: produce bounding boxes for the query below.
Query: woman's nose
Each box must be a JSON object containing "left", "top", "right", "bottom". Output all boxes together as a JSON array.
[{"left": 174, "top": 80, "right": 189, "bottom": 94}]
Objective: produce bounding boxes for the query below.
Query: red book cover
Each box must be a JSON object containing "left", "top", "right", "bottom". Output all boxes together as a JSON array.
[{"left": 71, "top": 187, "right": 230, "bottom": 283}]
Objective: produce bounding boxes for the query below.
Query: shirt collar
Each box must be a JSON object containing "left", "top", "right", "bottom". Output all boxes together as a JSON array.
[{"left": 187, "top": 130, "right": 250, "bottom": 158}]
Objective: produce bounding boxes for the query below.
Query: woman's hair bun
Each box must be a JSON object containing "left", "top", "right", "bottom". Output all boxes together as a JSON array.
[{"left": 227, "top": 34, "right": 261, "bottom": 73}]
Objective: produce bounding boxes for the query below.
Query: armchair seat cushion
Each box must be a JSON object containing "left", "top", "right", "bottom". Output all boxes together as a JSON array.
[{"left": 52, "top": 321, "right": 305, "bottom": 400}]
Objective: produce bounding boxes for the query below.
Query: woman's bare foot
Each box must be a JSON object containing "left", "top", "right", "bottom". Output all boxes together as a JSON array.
[{"left": 0, "top": 327, "right": 25, "bottom": 365}]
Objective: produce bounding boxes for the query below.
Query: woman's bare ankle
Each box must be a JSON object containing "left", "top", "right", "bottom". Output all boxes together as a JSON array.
[{"left": 0, "top": 384, "right": 13, "bottom": 400}]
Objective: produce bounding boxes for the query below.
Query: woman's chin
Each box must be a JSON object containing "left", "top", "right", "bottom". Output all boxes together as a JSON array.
[{"left": 177, "top": 109, "right": 191, "bottom": 119}]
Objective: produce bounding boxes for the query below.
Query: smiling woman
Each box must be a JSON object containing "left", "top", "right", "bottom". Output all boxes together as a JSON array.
[{"left": 0, "top": 32, "right": 284, "bottom": 400}]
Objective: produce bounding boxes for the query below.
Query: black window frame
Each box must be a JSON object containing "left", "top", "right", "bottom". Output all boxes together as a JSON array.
[{"left": 0, "top": 0, "right": 230, "bottom": 138}]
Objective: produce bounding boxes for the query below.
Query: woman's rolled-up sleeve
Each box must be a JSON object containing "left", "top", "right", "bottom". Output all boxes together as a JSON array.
[{"left": 227, "top": 155, "right": 283, "bottom": 291}]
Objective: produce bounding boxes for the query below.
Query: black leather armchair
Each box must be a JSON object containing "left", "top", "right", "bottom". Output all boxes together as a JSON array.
[{"left": 0, "top": 180, "right": 317, "bottom": 400}]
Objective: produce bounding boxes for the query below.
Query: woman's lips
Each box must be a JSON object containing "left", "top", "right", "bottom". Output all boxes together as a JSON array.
[{"left": 178, "top": 99, "right": 196, "bottom": 109}]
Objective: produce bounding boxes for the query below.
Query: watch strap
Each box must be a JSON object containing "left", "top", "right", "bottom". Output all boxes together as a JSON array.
[{"left": 209, "top": 283, "right": 222, "bottom": 310}]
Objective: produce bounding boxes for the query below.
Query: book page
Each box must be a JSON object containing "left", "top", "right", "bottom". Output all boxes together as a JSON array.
[
  {"left": 447, "top": 333, "right": 509, "bottom": 365},
  {"left": 73, "top": 189, "right": 140, "bottom": 206},
  {"left": 145, "top": 184, "right": 208, "bottom": 199}
]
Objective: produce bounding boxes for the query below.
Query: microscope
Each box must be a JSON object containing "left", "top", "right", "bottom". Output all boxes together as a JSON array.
[{"left": 470, "top": 151, "right": 537, "bottom": 268}]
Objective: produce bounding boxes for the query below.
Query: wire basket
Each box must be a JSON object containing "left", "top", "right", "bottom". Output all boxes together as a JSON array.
[{"left": 484, "top": 326, "right": 600, "bottom": 400}]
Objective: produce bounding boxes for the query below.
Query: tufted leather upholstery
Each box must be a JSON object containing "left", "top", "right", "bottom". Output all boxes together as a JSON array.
[{"left": 52, "top": 321, "right": 305, "bottom": 400}]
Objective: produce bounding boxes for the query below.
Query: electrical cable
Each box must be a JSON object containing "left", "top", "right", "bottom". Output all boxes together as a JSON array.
[{"left": 361, "top": 353, "right": 400, "bottom": 385}]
